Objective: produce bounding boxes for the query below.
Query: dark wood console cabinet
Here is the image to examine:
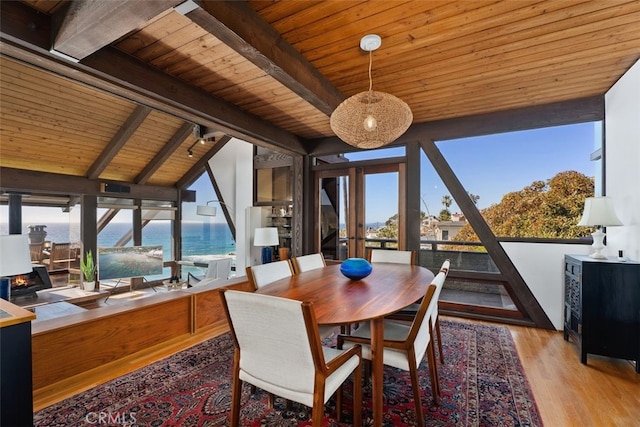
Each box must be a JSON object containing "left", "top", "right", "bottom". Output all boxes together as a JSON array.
[{"left": 564, "top": 254, "right": 640, "bottom": 373}]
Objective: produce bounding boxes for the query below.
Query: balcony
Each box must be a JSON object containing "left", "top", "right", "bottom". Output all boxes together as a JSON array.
[{"left": 361, "top": 238, "right": 516, "bottom": 312}]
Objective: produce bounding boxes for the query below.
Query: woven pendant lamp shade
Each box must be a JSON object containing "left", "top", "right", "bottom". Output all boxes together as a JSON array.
[
  {"left": 330, "top": 34, "right": 413, "bottom": 149},
  {"left": 330, "top": 90, "right": 413, "bottom": 149}
]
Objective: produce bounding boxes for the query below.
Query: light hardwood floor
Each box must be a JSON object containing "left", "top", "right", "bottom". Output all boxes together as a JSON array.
[{"left": 33, "top": 317, "right": 640, "bottom": 426}]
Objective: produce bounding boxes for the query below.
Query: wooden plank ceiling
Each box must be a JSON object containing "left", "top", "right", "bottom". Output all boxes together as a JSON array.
[{"left": 1, "top": 0, "right": 639, "bottom": 194}]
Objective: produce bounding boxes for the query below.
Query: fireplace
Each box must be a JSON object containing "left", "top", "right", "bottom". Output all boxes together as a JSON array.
[{"left": 10, "top": 265, "right": 53, "bottom": 298}]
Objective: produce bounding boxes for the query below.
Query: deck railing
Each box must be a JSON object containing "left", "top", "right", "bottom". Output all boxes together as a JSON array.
[{"left": 338, "top": 237, "right": 514, "bottom": 310}]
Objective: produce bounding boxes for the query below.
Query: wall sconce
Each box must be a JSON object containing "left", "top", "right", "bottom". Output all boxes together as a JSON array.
[{"left": 196, "top": 200, "right": 219, "bottom": 216}]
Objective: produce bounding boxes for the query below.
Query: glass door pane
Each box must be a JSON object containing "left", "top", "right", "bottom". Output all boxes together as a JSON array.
[
  {"left": 316, "top": 163, "right": 402, "bottom": 261},
  {"left": 364, "top": 171, "right": 399, "bottom": 253},
  {"left": 319, "top": 175, "right": 349, "bottom": 260}
]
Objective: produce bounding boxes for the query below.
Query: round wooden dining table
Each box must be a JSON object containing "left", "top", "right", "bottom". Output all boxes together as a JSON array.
[{"left": 255, "top": 262, "right": 435, "bottom": 427}]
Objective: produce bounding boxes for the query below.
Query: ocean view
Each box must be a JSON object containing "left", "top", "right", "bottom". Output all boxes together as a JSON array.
[{"left": 1, "top": 221, "right": 236, "bottom": 278}]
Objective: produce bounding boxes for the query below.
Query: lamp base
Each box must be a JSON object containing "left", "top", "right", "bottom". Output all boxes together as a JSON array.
[
  {"left": 0, "top": 277, "right": 10, "bottom": 301},
  {"left": 589, "top": 251, "right": 608, "bottom": 259},
  {"left": 589, "top": 229, "right": 608, "bottom": 259},
  {"left": 261, "top": 247, "right": 273, "bottom": 264}
]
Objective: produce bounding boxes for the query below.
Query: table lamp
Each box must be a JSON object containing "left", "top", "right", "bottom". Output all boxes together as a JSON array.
[
  {"left": 577, "top": 196, "right": 623, "bottom": 259},
  {"left": 0, "top": 234, "right": 34, "bottom": 300},
  {"left": 253, "top": 227, "right": 279, "bottom": 264}
]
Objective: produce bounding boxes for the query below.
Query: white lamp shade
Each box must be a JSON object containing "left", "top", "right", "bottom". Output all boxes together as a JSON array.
[
  {"left": 0, "top": 234, "right": 33, "bottom": 277},
  {"left": 196, "top": 205, "right": 217, "bottom": 216},
  {"left": 253, "top": 227, "right": 279, "bottom": 246},
  {"left": 577, "top": 197, "right": 623, "bottom": 227}
]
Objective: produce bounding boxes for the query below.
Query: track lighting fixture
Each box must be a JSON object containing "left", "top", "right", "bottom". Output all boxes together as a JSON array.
[{"left": 187, "top": 125, "right": 225, "bottom": 156}]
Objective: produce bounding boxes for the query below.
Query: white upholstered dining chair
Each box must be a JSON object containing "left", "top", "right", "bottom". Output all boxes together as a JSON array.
[
  {"left": 221, "top": 289, "right": 362, "bottom": 427},
  {"left": 291, "top": 252, "right": 326, "bottom": 274},
  {"left": 388, "top": 259, "right": 451, "bottom": 363},
  {"left": 246, "top": 260, "right": 294, "bottom": 290},
  {"left": 368, "top": 249, "right": 415, "bottom": 264},
  {"left": 338, "top": 271, "right": 447, "bottom": 427},
  {"left": 247, "top": 259, "right": 334, "bottom": 339}
]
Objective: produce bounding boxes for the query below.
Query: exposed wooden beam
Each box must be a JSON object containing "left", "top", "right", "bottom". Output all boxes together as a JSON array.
[
  {"left": 51, "top": 0, "right": 181, "bottom": 61},
  {"left": 0, "top": 167, "right": 179, "bottom": 201},
  {"left": 80, "top": 195, "right": 97, "bottom": 277},
  {"left": 86, "top": 105, "right": 151, "bottom": 180},
  {"left": 205, "top": 161, "right": 236, "bottom": 240},
  {"left": 420, "top": 139, "right": 555, "bottom": 330},
  {"left": 190, "top": 0, "right": 344, "bottom": 115},
  {"left": 0, "top": 1, "right": 51, "bottom": 49},
  {"left": 136, "top": 122, "right": 194, "bottom": 184},
  {"left": 97, "top": 209, "right": 120, "bottom": 232},
  {"left": 176, "top": 136, "right": 232, "bottom": 189},
  {"left": 0, "top": 1, "right": 305, "bottom": 156},
  {"left": 405, "top": 143, "right": 421, "bottom": 262},
  {"left": 80, "top": 47, "right": 305, "bottom": 155},
  {"left": 309, "top": 96, "right": 605, "bottom": 156}
]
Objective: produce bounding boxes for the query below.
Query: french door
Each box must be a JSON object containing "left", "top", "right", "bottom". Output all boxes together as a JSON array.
[{"left": 313, "top": 161, "right": 406, "bottom": 261}]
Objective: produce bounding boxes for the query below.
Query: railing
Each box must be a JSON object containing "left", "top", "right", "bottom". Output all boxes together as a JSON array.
[
  {"left": 340, "top": 237, "right": 497, "bottom": 273},
  {"left": 338, "top": 237, "right": 515, "bottom": 311}
]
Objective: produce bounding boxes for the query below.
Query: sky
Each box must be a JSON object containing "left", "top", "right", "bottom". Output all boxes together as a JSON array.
[
  {"left": 347, "top": 122, "right": 599, "bottom": 223},
  {"left": 1, "top": 122, "right": 599, "bottom": 227}
]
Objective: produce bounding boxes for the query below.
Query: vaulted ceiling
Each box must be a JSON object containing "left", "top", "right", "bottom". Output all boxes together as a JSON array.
[{"left": 1, "top": 0, "right": 639, "bottom": 196}]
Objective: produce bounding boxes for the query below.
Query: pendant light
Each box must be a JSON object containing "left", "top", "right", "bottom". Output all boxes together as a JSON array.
[{"left": 330, "top": 34, "right": 413, "bottom": 149}]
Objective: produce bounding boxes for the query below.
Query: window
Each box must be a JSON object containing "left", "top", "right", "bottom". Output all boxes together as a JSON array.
[
  {"left": 181, "top": 174, "right": 236, "bottom": 278},
  {"left": 434, "top": 122, "right": 600, "bottom": 240}
]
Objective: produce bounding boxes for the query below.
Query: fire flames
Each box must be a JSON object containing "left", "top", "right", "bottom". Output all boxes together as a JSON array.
[{"left": 11, "top": 275, "right": 29, "bottom": 289}]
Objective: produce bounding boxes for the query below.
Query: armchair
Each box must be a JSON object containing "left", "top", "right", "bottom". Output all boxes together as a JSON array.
[
  {"left": 221, "top": 289, "right": 362, "bottom": 427},
  {"left": 338, "top": 271, "right": 447, "bottom": 426}
]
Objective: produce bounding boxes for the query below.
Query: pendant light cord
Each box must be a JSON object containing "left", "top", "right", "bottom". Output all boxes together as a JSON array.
[{"left": 368, "top": 50, "right": 373, "bottom": 92}]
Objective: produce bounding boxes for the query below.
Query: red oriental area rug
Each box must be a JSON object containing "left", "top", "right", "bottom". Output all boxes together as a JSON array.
[{"left": 34, "top": 320, "right": 542, "bottom": 426}]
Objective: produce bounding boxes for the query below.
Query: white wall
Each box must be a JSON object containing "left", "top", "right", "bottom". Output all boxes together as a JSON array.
[
  {"left": 604, "top": 59, "right": 640, "bottom": 262},
  {"left": 208, "top": 138, "right": 254, "bottom": 277},
  {"left": 502, "top": 242, "right": 591, "bottom": 330}
]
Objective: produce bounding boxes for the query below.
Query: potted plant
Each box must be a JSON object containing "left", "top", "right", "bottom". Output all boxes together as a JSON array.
[{"left": 80, "top": 250, "right": 96, "bottom": 291}]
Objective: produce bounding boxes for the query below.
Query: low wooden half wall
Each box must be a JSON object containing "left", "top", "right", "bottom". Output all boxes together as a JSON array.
[{"left": 31, "top": 277, "right": 251, "bottom": 391}]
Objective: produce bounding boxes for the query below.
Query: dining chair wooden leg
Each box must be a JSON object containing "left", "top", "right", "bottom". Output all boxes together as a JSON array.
[
  {"left": 352, "top": 363, "right": 362, "bottom": 427},
  {"left": 408, "top": 353, "right": 425, "bottom": 427},
  {"left": 427, "top": 342, "right": 441, "bottom": 405},
  {"left": 311, "top": 383, "right": 325, "bottom": 427},
  {"left": 230, "top": 363, "right": 242, "bottom": 427},
  {"left": 267, "top": 392, "right": 275, "bottom": 409},
  {"left": 435, "top": 318, "right": 444, "bottom": 363}
]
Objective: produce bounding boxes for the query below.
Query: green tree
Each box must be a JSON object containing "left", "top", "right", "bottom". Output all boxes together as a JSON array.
[
  {"left": 438, "top": 209, "right": 451, "bottom": 221},
  {"left": 441, "top": 195, "right": 452, "bottom": 209},
  {"left": 376, "top": 211, "right": 429, "bottom": 239},
  {"left": 377, "top": 213, "right": 399, "bottom": 238},
  {"left": 469, "top": 193, "right": 480, "bottom": 205},
  {"left": 454, "top": 171, "right": 594, "bottom": 242},
  {"left": 439, "top": 195, "right": 452, "bottom": 221}
]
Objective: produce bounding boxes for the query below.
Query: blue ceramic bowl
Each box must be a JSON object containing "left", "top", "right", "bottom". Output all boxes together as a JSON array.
[{"left": 340, "top": 258, "right": 373, "bottom": 280}]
